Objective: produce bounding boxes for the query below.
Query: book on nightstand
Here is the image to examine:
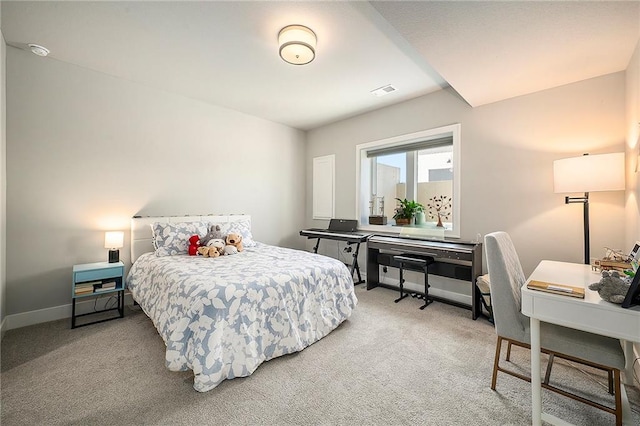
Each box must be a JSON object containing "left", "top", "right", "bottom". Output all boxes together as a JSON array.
[
  {"left": 94, "top": 282, "right": 117, "bottom": 292},
  {"left": 527, "top": 280, "right": 585, "bottom": 298}
]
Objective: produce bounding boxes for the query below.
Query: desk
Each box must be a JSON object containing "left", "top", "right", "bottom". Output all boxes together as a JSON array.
[
  {"left": 300, "top": 229, "right": 372, "bottom": 284},
  {"left": 367, "top": 235, "right": 483, "bottom": 318},
  {"left": 522, "top": 260, "right": 640, "bottom": 425}
]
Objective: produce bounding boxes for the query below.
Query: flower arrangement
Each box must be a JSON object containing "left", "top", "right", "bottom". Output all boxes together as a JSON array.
[{"left": 426, "top": 195, "right": 452, "bottom": 227}]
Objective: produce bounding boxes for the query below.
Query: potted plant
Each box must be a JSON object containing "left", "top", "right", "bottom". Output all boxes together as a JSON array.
[{"left": 393, "top": 198, "right": 424, "bottom": 226}]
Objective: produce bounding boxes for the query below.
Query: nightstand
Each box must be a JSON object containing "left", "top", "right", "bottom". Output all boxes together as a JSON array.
[{"left": 71, "top": 261, "right": 125, "bottom": 329}]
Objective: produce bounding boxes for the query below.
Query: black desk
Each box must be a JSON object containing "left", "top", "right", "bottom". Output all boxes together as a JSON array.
[
  {"left": 300, "top": 229, "right": 372, "bottom": 284},
  {"left": 367, "top": 235, "right": 483, "bottom": 319}
]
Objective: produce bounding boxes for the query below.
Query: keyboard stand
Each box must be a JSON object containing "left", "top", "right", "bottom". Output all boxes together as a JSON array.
[{"left": 300, "top": 229, "right": 371, "bottom": 285}]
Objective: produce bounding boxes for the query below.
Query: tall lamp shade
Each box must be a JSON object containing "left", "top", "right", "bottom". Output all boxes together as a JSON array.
[
  {"left": 104, "top": 231, "right": 124, "bottom": 263},
  {"left": 553, "top": 152, "right": 625, "bottom": 264}
]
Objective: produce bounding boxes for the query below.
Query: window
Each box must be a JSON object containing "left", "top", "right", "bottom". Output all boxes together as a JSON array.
[{"left": 355, "top": 124, "right": 460, "bottom": 237}]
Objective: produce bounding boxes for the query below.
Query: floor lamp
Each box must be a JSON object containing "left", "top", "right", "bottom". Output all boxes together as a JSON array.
[{"left": 553, "top": 152, "right": 625, "bottom": 265}]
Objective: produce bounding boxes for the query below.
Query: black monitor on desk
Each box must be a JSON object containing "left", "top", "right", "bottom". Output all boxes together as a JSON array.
[{"left": 622, "top": 271, "right": 640, "bottom": 308}]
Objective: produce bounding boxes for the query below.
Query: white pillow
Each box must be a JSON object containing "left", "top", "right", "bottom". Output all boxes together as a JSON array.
[
  {"left": 151, "top": 221, "right": 209, "bottom": 256},
  {"left": 218, "top": 219, "right": 257, "bottom": 247}
]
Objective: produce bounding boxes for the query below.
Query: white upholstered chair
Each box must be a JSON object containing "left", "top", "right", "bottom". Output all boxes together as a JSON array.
[{"left": 484, "top": 231, "right": 625, "bottom": 425}]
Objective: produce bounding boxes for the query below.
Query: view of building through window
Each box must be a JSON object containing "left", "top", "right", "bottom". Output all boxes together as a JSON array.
[
  {"left": 357, "top": 124, "right": 460, "bottom": 236},
  {"left": 373, "top": 145, "right": 453, "bottom": 227}
]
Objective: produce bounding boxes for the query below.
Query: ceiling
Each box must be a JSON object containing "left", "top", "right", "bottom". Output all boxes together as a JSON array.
[{"left": 2, "top": 1, "right": 639, "bottom": 131}]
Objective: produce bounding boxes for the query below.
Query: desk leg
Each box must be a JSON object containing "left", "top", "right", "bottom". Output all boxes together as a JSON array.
[
  {"left": 530, "top": 317, "right": 542, "bottom": 426},
  {"left": 366, "top": 248, "right": 379, "bottom": 290}
]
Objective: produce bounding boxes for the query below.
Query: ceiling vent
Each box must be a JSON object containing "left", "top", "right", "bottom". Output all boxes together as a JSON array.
[{"left": 370, "top": 84, "right": 397, "bottom": 97}]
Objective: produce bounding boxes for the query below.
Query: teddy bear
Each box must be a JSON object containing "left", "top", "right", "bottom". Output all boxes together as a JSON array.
[
  {"left": 225, "top": 233, "right": 244, "bottom": 254},
  {"left": 197, "top": 246, "right": 220, "bottom": 258},
  {"left": 200, "top": 225, "right": 224, "bottom": 247},
  {"left": 188, "top": 235, "right": 200, "bottom": 256},
  {"left": 589, "top": 270, "right": 631, "bottom": 304}
]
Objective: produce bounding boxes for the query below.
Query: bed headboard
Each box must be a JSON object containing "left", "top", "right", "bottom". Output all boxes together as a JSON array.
[{"left": 130, "top": 214, "right": 250, "bottom": 263}]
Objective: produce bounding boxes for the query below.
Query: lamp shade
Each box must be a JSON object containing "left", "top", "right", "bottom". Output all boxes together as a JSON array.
[
  {"left": 104, "top": 231, "right": 124, "bottom": 249},
  {"left": 553, "top": 152, "right": 625, "bottom": 193},
  {"left": 278, "top": 25, "right": 316, "bottom": 65}
]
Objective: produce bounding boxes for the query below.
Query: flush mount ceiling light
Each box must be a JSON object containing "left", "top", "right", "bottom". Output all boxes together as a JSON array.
[
  {"left": 278, "top": 25, "right": 316, "bottom": 65},
  {"left": 28, "top": 44, "right": 50, "bottom": 57}
]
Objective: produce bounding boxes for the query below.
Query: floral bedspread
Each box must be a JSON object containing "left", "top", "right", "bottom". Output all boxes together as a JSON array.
[{"left": 126, "top": 243, "right": 358, "bottom": 392}]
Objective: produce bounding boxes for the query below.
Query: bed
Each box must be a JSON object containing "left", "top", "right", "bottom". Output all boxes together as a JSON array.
[{"left": 126, "top": 215, "right": 358, "bottom": 392}]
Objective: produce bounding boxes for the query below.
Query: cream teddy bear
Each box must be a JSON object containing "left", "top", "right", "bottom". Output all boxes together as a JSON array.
[
  {"left": 197, "top": 246, "right": 220, "bottom": 258},
  {"left": 223, "top": 233, "right": 243, "bottom": 255}
]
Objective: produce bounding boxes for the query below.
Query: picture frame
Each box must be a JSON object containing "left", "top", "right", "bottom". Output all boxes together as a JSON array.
[
  {"left": 621, "top": 270, "right": 640, "bottom": 309},
  {"left": 628, "top": 241, "right": 640, "bottom": 262}
]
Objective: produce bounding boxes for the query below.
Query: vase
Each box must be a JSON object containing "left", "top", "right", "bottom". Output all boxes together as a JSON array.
[{"left": 415, "top": 212, "right": 426, "bottom": 225}]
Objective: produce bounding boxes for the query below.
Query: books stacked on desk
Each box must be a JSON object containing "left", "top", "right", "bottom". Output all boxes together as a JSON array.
[
  {"left": 527, "top": 280, "right": 585, "bottom": 298},
  {"left": 94, "top": 281, "right": 117, "bottom": 292}
]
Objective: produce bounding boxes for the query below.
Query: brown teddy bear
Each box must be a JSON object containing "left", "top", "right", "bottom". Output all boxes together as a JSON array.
[
  {"left": 224, "top": 233, "right": 244, "bottom": 254},
  {"left": 197, "top": 246, "right": 220, "bottom": 258}
]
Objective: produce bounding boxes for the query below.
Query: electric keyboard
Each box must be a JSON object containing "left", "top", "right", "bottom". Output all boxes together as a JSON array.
[
  {"left": 300, "top": 228, "right": 371, "bottom": 243},
  {"left": 367, "top": 235, "right": 475, "bottom": 261}
]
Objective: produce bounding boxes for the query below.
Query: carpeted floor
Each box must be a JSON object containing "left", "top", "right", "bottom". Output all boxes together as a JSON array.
[{"left": 1, "top": 285, "right": 638, "bottom": 425}]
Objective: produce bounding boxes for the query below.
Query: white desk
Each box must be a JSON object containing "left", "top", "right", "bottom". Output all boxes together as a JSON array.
[{"left": 521, "top": 260, "right": 640, "bottom": 426}]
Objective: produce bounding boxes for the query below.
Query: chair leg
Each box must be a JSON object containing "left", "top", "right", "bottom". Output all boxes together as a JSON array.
[
  {"left": 544, "top": 354, "right": 555, "bottom": 385},
  {"left": 613, "top": 369, "right": 622, "bottom": 426},
  {"left": 492, "top": 337, "right": 621, "bottom": 424},
  {"left": 608, "top": 370, "right": 614, "bottom": 395},
  {"left": 491, "top": 336, "right": 503, "bottom": 390},
  {"left": 506, "top": 341, "right": 512, "bottom": 361}
]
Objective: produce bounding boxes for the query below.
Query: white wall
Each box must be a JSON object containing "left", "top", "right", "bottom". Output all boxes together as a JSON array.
[
  {"left": 6, "top": 46, "right": 306, "bottom": 320},
  {"left": 626, "top": 39, "right": 640, "bottom": 251},
  {"left": 307, "top": 73, "right": 626, "bottom": 279},
  {"left": 0, "top": 10, "right": 6, "bottom": 335}
]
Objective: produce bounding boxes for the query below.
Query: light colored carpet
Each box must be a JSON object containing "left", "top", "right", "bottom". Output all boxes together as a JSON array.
[{"left": 1, "top": 285, "right": 638, "bottom": 425}]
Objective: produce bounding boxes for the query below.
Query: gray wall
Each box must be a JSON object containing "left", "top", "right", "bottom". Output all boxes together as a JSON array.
[
  {"left": 6, "top": 46, "right": 306, "bottom": 317},
  {"left": 307, "top": 73, "right": 626, "bottom": 278}
]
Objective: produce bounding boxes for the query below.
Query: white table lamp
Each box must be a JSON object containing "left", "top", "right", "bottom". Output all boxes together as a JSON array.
[
  {"left": 104, "top": 231, "right": 124, "bottom": 263},
  {"left": 553, "top": 152, "right": 625, "bottom": 264}
]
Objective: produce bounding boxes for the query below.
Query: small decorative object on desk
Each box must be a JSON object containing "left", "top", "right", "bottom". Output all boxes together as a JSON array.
[
  {"left": 369, "top": 195, "right": 387, "bottom": 225},
  {"left": 393, "top": 198, "right": 424, "bottom": 226},
  {"left": 426, "top": 195, "right": 452, "bottom": 228},
  {"left": 589, "top": 270, "right": 631, "bottom": 304},
  {"left": 592, "top": 247, "right": 632, "bottom": 272}
]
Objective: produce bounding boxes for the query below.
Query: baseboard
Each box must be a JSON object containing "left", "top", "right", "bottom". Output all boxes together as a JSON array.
[
  {"left": 5, "top": 293, "right": 136, "bottom": 331},
  {"left": 1, "top": 315, "right": 6, "bottom": 340}
]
